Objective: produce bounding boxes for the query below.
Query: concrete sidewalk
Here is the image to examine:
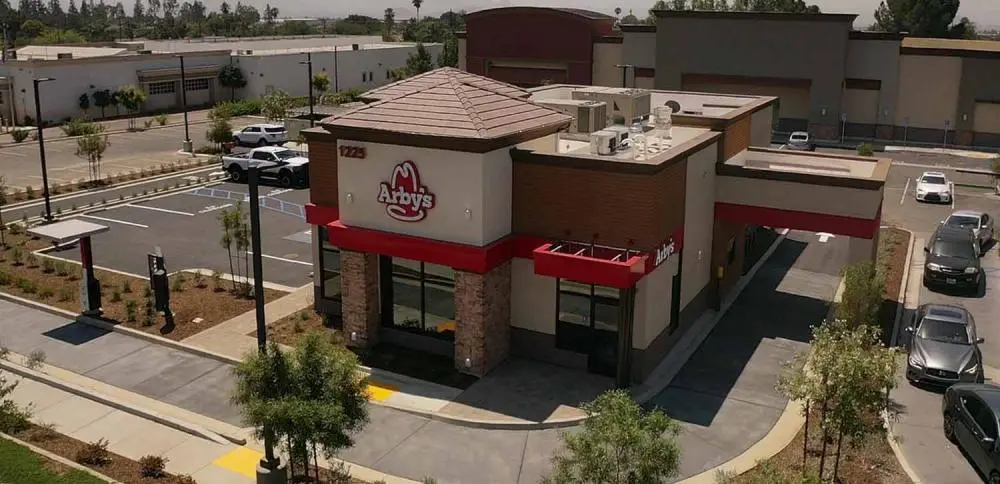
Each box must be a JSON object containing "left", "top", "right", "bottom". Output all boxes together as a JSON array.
[{"left": 0, "top": 109, "right": 215, "bottom": 148}]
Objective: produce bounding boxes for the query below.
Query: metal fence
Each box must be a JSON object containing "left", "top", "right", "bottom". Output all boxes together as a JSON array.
[{"left": 186, "top": 187, "right": 305, "bottom": 220}]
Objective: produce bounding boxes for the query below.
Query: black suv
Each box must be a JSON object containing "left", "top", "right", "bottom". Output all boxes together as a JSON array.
[{"left": 924, "top": 226, "right": 982, "bottom": 292}]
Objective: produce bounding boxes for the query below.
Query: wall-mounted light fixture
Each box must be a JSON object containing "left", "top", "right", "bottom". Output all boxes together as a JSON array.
[
  {"left": 820, "top": 108, "right": 827, "bottom": 116},
  {"left": 350, "top": 331, "right": 358, "bottom": 342},
  {"left": 464, "top": 208, "right": 472, "bottom": 219},
  {"left": 464, "top": 357, "right": 472, "bottom": 368},
  {"left": 883, "top": 108, "right": 889, "bottom": 117},
  {"left": 962, "top": 113, "right": 968, "bottom": 121},
  {"left": 346, "top": 193, "right": 353, "bottom": 203}
]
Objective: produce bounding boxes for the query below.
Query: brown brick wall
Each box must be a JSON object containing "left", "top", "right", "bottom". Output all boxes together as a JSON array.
[
  {"left": 340, "top": 250, "right": 379, "bottom": 347},
  {"left": 512, "top": 161, "right": 687, "bottom": 250},
  {"left": 454, "top": 261, "right": 511, "bottom": 376},
  {"left": 722, "top": 116, "right": 751, "bottom": 160},
  {"left": 308, "top": 137, "right": 339, "bottom": 208}
]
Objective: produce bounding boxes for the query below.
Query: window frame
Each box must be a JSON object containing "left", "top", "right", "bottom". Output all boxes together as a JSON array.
[
  {"left": 317, "top": 227, "right": 342, "bottom": 302},
  {"left": 555, "top": 279, "right": 620, "bottom": 354},
  {"left": 381, "top": 257, "right": 456, "bottom": 340},
  {"left": 183, "top": 77, "right": 210, "bottom": 92},
  {"left": 147, "top": 80, "right": 176, "bottom": 95}
]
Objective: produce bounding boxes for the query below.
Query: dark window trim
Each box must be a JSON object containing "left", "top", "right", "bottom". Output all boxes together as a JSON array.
[
  {"left": 318, "top": 227, "right": 342, "bottom": 303},
  {"left": 380, "top": 257, "right": 456, "bottom": 341},
  {"left": 555, "top": 279, "right": 620, "bottom": 354}
]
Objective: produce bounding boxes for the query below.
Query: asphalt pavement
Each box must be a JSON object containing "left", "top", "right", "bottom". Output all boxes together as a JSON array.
[
  {"left": 0, "top": 117, "right": 253, "bottom": 191},
  {"left": 882, "top": 153, "right": 1000, "bottom": 484},
  {"left": 649, "top": 230, "right": 847, "bottom": 481}
]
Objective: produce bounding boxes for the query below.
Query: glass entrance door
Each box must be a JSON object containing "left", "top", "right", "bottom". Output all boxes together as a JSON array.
[
  {"left": 378, "top": 255, "right": 456, "bottom": 340},
  {"left": 556, "top": 280, "right": 620, "bottom": 377}
]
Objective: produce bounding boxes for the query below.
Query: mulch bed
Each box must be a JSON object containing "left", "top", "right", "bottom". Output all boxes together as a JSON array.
[
  {"left": 254, "top": 309, "right": 478, "bottom": 390},
  {"left": 13, "top": 423, "right": 193, "bottom": 483},
  {"left": 7, "top": 158, "right": 213, "bottom": 201},
  {"left": 0, "top": 232, "right": 286, "bottom": 341},
  {"left": 877, "top": 227, "right": 911, "bottom": 345},
  {"left": 732, "top": 409, "right": 909, "bottom": 484}
]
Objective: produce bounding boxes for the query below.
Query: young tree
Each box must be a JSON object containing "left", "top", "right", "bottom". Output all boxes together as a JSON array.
[
  {"left": 404, "top": 43, "right": 433, "bottom": 77},
  {"left": 233, "top": 203, "right": 250, "bottom": 296},
  {"left": 75, "top": 128, "right": 110, "bottom": 183},
  {"left": 205, "top": 115, "right": 233, "bottom": 150},
  {"left": 218, "top": 64, "right": 247, "bottom": 101},
  {"left": 311, "top": 72, "right": 331, "bottom": 96},
  {"left": 544, "top": 390, "right": 681, "bottom": 484},
  {"left": 116, "top": 84, "right": 148, "bottom": 130},
  {"left": 218, "top": 203, "right": 240, "bottom": 291},
  {"left": 78, "top": 93, "right": 91, "bottom": 117},
  {"left": 261, "top": 89, "right": 293, "bottom": 122},
  {"left": 92, "top": 89, "right": 111, "bottom": 119},
  {"left": 437, "top": 35, "right": 458, "bottom": 68},
  {"left": 231, "top": 334, "right": 370, "bottom": 481},
  {"left": 836, "top": 260, "right": 884, "bottom": 328}
]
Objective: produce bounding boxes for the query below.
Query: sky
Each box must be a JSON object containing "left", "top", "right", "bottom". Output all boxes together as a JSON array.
[{"left": 235, "top": 0, "right": 1000, "bottom": 30}]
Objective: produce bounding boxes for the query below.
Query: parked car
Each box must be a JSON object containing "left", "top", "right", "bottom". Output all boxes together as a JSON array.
[
  {"left": 942, "top": 383, "right": 1000, "bottom": 482},
  {"left": 923, "top": 225, "right": 982, "bottom": 292},
  {"left": 915, "top": 171, "right": 952, "bottom": 203},
  {"left": 905, "top": 304, "right": 984, "bottom": 385},
  {"left": 232, "top": 124, "right": 288, "bottom": 146},
  {"left": 944, "top": 210, "right": 995, "bottom": 249},
  {"left": 221, "top": 146, "right": 308, "bottom": 188},
  {"left": 786, "top": 131, "right": 814, "bottom": 151}
]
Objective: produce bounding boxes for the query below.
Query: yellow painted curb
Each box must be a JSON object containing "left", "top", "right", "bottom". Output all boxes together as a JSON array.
[{"left": 213, "top": 446, "right": 263, "bottom": 479}]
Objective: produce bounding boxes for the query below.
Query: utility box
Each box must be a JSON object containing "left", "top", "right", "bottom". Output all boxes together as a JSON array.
[{"left": 152, "top": 269, "right": 170, "bottom": 312}]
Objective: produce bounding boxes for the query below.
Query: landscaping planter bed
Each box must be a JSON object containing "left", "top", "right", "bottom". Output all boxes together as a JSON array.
[
  {"left": 0, "top": 232, "right": 286, "bottom": 341},
  {"left": 0, "top": 433, "right": 108, "bottom": 484}
]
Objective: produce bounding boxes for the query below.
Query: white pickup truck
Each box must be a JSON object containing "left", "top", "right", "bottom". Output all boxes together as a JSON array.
[{"left": 221, "top": 146, "right": 309, "bottom": 188}]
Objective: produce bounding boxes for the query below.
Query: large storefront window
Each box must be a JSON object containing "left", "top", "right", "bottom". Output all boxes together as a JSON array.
[
  {"left": 319, "top": 227, "right": 341, "bottom": 301},
  {"left": 380, "top": 256, "right": 456, "bottom": 340},
  {"left": 556, "top": 280, "right": 620, "bottom": 376}
]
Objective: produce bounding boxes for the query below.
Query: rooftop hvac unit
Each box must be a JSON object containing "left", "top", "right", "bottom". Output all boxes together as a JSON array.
[
  {"left": 604, "top": 125, "right": 631, "bottom": 147},
  {"left": 589, "top": 130, "right": 618, "bottom": 155},
  {"left": 571, "top": 87, "right": 651, "bottom": 126},
  {"left": 535, "top": 99, "right": 607, "bottom": 133}
]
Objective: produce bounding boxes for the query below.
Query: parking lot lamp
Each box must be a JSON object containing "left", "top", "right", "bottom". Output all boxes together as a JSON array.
[
  {"left": 299, "top": 53, "right": 314, "bottom": 127},
  {"left": 248, "top": 162, "right": 286, "bottom": 484},
  {"left": 33, "top": 77, "right": 55, "bottom": 223},
  {"left": 174, "top": 54, "right": 193, "bottom": 154}
]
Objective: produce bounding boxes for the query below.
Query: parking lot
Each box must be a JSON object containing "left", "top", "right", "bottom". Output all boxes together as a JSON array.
[
  {"left": 881, "top": 159, "right": 1000, "bottom": 483},
  {"left": 47, "top": 181, "right": 313, "bottom": 288}
]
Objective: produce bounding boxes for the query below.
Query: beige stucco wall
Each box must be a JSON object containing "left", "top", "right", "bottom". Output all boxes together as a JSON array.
[
  {"left": 592, "top": 42, "right": 623, "bottom": 88},
  {"left": 511, "top": 258, "right": 557, "bottom": 335},
  {"left": 683, "top": 82, "right": 810, "bottom": 119},
  {"left": 974, "top": 102, "right": 1000, "bottom": 133},
  {"left": 681, "top": 143, "right": 718, "bottom": 308},
  {"left": 896, "top": 55, "right": 962, "bottom": 129},
  {"left": 842, "top": 89, "right": 879, "bottom": 124},
  {"left": 635, "top": 76, "right": 654, "bottom": 89},
  {"left": 716, "top": 176, "right": 883, "bottom": 220},
  {"left": 845, "top": 39, "right": 901, "bottom": 126},
  {"left": 337, "top": 141, "right": 513, "bottom": 246},
  {"left": 751, "top": 106, "right": 774, "bottom": 146},
  {"left": 458, "top": 38, "right": 467, "bottom": 71},
  {"left": 622, "top": 31, "right": 656, "bottom": 69},
  {"left": 632, "top": 251, "right": 679, "bottom": 350}
]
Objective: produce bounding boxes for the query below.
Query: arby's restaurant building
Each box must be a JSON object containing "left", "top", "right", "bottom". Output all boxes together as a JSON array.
[{"left": 303, "top": 67, "right": 889, "bottom": 386}]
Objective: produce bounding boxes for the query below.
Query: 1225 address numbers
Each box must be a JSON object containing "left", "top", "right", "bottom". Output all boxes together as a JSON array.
[{"left": 339, "top": 146, "right": 366, "bottom": 159}]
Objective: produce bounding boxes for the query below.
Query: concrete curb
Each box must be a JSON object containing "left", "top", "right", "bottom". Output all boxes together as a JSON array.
[
  {"left": 0, "top": 431, "right": 125, "bottom": 484},
  {"left": 890, "top": 228, "right": 916, "bottom": 348},
  {"left": 884, "top": 415, "right": 923, "bottom": 484},
  {"left": 677, "top": 398, "right": 806, "bottom": 483},
  {"left": 0, "top": 352, "right": 238, "bottom": 446},
  {"left": 378, "top": 399, "right": 586, "bottom": 431},
  {"left": 633, "top": 228, "right": 790, "bottom": 405}
]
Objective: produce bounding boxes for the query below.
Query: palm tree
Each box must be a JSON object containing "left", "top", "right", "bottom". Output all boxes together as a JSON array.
[{"left": 412, "top": 0, "right": 422, "bottom": 20}]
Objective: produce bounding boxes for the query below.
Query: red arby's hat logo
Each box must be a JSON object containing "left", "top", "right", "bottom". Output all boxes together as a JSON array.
[{"left": 377, "top": 160, "right": 435, "bottom": 222}]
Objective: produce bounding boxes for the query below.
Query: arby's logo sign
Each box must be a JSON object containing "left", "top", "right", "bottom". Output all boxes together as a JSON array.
[{"left": 377, "top": 160, "right": 435, "bottom": 222}]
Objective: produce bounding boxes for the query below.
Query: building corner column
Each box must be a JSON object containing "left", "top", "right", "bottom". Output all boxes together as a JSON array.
[
  {"left": 454, "top": 261, "right": 511, "bottom": 377},
  {"left": 341, "top": 250, "right": 379, "bottom": 347}
]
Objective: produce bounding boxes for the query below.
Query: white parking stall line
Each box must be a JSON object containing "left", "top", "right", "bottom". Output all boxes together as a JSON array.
[
  {"left": 951, "top": 182, "right": 956, "bottom": 208},
  {"left": 125, "top": 203, "right": 195, "bottom": 216},
  {"left": 900, "top": 177, "right": 910, "bottom": 205},
  {"left": 80, "top": 214, "right": 148, "bottom": 228},
  {"left": 198, "top": 203, "right": 232, "bottom": 214},
  {"left": 247, "top": 251, "right": 312, "bottom": 266}
]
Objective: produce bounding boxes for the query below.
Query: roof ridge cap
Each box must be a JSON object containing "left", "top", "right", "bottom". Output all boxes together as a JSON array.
[{"left": 449, "top": 76, "right": 488, "bottom": 136}]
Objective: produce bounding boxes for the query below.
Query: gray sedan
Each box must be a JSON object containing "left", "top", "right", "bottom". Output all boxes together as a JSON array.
[
  {"left": 943, "top": 210, "right": 995, "bottom": 249},
  {"left": 906, "top": 304, "right": 984, "bottom": 386}
]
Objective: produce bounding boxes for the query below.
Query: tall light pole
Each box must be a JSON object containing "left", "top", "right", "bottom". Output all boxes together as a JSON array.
[
  {"left": 249, "top": 162, "right": 286, "bottom": 484},
  {"left": 174, "top": 54, "right": 192, "bottom": 153},
  {"left": 299, "top": 53, "right": 314, "bottom": 127},
  {"left": 33, "top": 77, "right": 55, "bottom": 223}
]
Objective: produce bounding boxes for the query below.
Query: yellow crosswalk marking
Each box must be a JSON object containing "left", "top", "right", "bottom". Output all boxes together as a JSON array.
[{"left": 213, "top": 447, "right": 263, "bottom": 479}]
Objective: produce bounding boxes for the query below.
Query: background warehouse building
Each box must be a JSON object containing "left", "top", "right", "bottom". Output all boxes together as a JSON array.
[{"left": 457, "top": 8, "right": 1000, "bottom": 148}]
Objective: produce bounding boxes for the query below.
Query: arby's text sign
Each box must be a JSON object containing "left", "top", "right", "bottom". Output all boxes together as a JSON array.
[
  {"left": 646, "top": 228, "right": 684, "bottom": 272},
  {"left": 377, "top": 160, "right": 436, "bottom": 222}
]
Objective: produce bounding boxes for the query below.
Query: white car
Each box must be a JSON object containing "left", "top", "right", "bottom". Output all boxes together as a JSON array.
[
  {"left": 943, "top": 210, "right": 994, "bottom": 248},
  {"left": 786, "top": 131, "right": 814, "bottom": 151},
  {"left": 232, "top": 124, "right": 288, "bottom": 146},
  {"left": 915, "top": 171, "right": 952, "bottom": 203},
  {"left": 221, "top": 146, "right": 308, "bottom": 187}
]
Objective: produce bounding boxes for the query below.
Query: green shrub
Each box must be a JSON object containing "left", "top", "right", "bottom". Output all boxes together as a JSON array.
[
  {"left": 171, "top": 274, "right": 186, "bottom": 292},
  {"left": 142, "top": 297, "right": 156, "bottom": 327},
  {"left": 10, "top": 247, "right": 23, "bottom": 265},
  {"left": 213, "top": 99, "right": 262, "bottom": 117},
  {"left": 154, "top": 114, "right": 169, "bottom": 126},
  {"left": 58, "top": 287, "right": 73, "bottom": 301},
  {"left": 60, "top": 117, "right": 102, "bottom": 137},
  {"left": 41, "top": 258, "right": 55, "bottom": 273},
  {"left": 143, "top": 119, "right": 154, "bottom": 129},
  {"left": 25, "top": 186, "right": 35, "bottom": 199},
  {"left": 17, "top": 278, "right": 37, "bottom": 294},
  {"left": 75, "top": 438, "right": 111, "bottom": 466},
  {"left": 111, "top": 289, "right": 122, "bottom": 302},
  {"left": 122, "top": 280, "right": 132, "bottom": 293},
  {"left": 24, "top": 349, "right": 45, "bottom": 369},
  {"left": 138, "top": 455, "right": 168, "bottom": 477},
  {"left": 0, "top": 271, "right": 10, "bottom": 285},
  {"left": 38, "top": 288, "right": 54, "bottom": 299},
  {"left": 193, "top": 271, "right": 205, "bottom": 288},
  {"left": 8, "top": 223, "right": 22, "bottom": 235},
  {"left": 11, "top": 128, "right": 29, "bottom": 143},
  {"left": 55, "top": 261, "right": 70, "bottom": 276},
  {"left": 857, "top": 142, "right": 875, "bottom": 157},
  {"left": 25, "top": 253, "right": 38, "bottom": 267},
  {"left": 125, "top": 300, "right": 138, "bottom": 322}
]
